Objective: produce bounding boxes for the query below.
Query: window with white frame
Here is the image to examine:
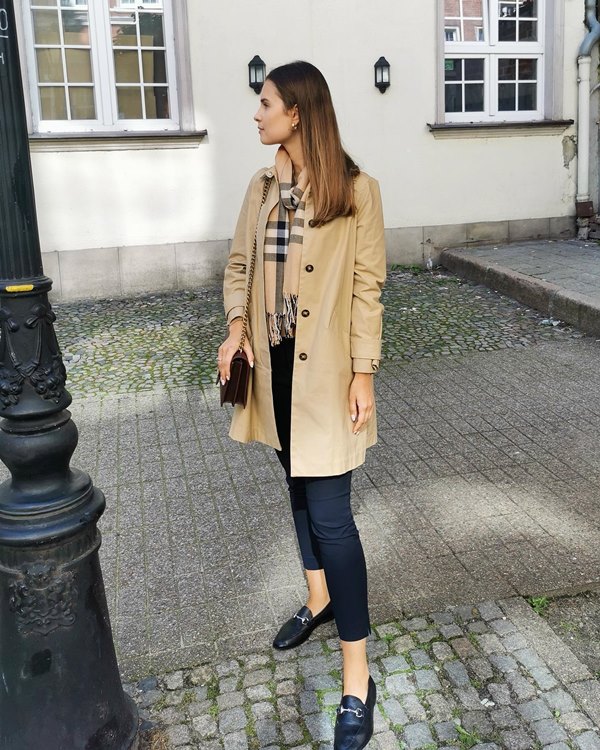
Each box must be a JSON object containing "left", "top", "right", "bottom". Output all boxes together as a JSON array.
[
  {"left": 23, "top": 0, "right": 179, "bottom": 132},
  {"left": 443, "top": 0, "right": 544, "bottom": 122}
]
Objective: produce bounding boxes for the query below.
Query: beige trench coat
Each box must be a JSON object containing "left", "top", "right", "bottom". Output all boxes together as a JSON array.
[{"left": 223, "top": 166, "right": 386, "bottom": 477}]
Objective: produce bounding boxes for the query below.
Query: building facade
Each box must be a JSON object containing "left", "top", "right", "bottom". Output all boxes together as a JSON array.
[{"left": 14, "top": 0, "right": 589, "bottom": 299}]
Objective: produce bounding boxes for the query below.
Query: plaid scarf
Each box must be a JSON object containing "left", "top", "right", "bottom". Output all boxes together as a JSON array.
[{"left": 264, "top": 146, "right": 309, "bottom": 346}]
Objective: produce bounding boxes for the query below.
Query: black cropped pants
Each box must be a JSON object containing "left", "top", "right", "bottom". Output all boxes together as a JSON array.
[{"left": 270, "top": 337, "right": 370, "bottom": 642}]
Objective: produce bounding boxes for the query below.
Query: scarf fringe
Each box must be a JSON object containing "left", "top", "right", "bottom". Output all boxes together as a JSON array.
[{"left": 267, "top": 293, "right": 298, "bottom": 346}]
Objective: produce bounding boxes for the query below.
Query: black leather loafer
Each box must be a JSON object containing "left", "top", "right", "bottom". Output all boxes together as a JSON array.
[
  {"left": 272, "top": 602, "right": 334, "bottom": 650},
  {"left": 334, "top": 676, "right": 376, "bottom": 750}
]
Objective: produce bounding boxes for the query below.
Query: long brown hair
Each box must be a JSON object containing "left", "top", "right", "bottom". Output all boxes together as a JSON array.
[{"left": 266, "top": 61, "right": 359, "bottom": 227}]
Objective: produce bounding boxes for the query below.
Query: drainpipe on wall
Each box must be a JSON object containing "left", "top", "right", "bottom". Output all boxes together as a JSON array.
[{"left": 576, "top": 0, "right": 600, "bottom": 238}]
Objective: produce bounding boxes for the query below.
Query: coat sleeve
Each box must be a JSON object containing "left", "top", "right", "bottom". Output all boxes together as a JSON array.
[
  {"left": 351, "top": 176, "right": 386, "bottom": 373},
  {"left": 223, "top": 174, "right": 258, "bottom": 324}
]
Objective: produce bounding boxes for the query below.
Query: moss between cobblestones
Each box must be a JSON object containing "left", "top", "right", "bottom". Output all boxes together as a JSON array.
[{"left": 51, "top": 270, "right": 577, "bottom": 398}]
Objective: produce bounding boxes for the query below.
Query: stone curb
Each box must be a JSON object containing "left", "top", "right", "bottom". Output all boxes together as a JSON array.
[{"left": 440, "top": 247, "right": 600, "bottom": 337}]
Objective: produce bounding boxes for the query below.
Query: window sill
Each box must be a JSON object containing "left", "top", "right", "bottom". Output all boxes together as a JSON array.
[
  {"left": 427, "top": 120, "right": 574, "bottom": 139},
  {"left": 28, "top": 130, "right": 208, "bottom": 153}
]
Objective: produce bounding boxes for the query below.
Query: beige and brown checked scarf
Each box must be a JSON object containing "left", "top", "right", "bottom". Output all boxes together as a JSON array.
[{"left": 264, "top": 146, "right": 309, "bottom": 346}]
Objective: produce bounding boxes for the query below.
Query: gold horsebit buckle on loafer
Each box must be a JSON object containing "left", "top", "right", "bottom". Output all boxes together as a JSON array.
[{"left": 336, "top": 706, "right": 364, "bottom": 718}]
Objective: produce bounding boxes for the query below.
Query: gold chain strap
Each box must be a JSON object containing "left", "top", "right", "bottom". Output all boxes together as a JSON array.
[{"left": 238, "top": 175, "right": 272, "bottom": 352}]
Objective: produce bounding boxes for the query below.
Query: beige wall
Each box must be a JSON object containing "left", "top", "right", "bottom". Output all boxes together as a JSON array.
[{"left": 26, "top": 0, "right": 584, "bottom": 299}]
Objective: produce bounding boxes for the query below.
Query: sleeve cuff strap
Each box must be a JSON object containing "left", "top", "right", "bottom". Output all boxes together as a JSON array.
[
  {"left": 353, "top": 358, "right": 380, "bottom": 373},
  {"left": 227, "top": 306, "right": 245, "bottom": 325}
]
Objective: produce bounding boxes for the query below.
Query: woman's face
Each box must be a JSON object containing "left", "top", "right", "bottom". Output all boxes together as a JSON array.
[{"left": 254, "top": 79, "right": 298, "bottom": 146}]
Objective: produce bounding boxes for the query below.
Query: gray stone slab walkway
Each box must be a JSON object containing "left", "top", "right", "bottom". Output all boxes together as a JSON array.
[
  {"left": 14, "top": 269, "right": 600, "bottom": 748},
  {"left": 441, "top": 239, "right": 600, "bottom": 336}
]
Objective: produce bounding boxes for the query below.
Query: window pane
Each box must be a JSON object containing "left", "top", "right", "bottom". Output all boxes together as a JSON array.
[
  {"left": 498, "top": 20, "right": 516, "bottom": 41},
  {"left": 144, "top": 86, "right": 169, "bottom": 118},
  {"left": 465, "top": 59, "right": 484, "bottom": 80},
  {"left": 33, "top": 9, "right": 60, "bottom": 44},
  {"left": 60, "top": 0, "right": 88, "bottom": 6},
  {"left": 117, "top": 87, "right": 142, "bottom": 118},
  {"left": 69, "top": 86, "right": 95, "bottom": 118},
  {"left": 139, "top": 14, "right": 164, "bottom": 47},
  {"left": 518, "top": 58, "right": 537, "bottom": 80},
  {"left": 498, "top": 58, "right": 516, "bottom": 80},
  {"left": 520, "top": 0, "right": 537, "bottom": 18},
  {"left": 40, "top": 87, "right": 67, "bottom": 118},
  {"left": 31, "top": 0, "right": 57, "bottom": 6},
  {"left": 112, "top": 21, "right": 138, "bottom": 46},
  {"left": 465, "top": 83, "right": 484, "bottom": 111},
  {"left": 61, "top": 9, "right": 90, "bottom": 44},
  {"left": 65, "top": 48, "right": 92, "bottom": 82},
  {"left": 445, "top": 84, "right": 463, "bottom": 113},
  {"left": 36, "top": 48, "right": 64, "bottom": 82},
  {"left": 444, "top": 0, "right": 460, "bottom": 13},
  {"left": 518, "top": 20, "right": 537, "bottom": 41},
  {"left": 142, "top": 50, "right": 166, "bottom": 84},
  {"left": 498, "top": 82, "right": 516, "bottom": 110},
  {"left": 499, "top": 2, "right": 517, "bottom": 17},
  {"left": 518, "top": 82, "right": 537, "bottom": 110},
  {"left": 114, "top": 49, "right": 140, "bottom": 83},
  {"left": 445, "top": 58, "right": 462, "bottom": 82}
]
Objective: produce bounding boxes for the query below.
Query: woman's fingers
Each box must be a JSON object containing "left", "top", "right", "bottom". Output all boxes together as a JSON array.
[{"left": 350, "top": 397, "right": 373, "bottom": 435}]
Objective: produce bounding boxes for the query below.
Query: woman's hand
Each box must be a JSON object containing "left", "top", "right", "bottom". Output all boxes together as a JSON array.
[
  {"left": 217, "top": 318, "right": 254, "bottom": 384},
  {"left": 348, "top": 373, "right": 374, "bottom": 435}
]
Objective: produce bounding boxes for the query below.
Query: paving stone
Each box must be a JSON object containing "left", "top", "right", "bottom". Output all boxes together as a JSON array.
[
  {"left": 455, "top": 605, "right": 479, "bottom": 622},
  {"left": 513, "top": 647, "right": 545, "bottom": 670},
  {"left": 219, "top": 707, "right": 247, "bottom": 734},
  {"left": 382, "top": 655, "right": 410, "bottom": 673},
  {"left": 274, "top": 662, "right": 297, "bottom": 680},
  {"left": 435, "top": 721, "right": 459, "bottom": 741},
  {"left": 432, "top": 642, "right": 454, "bottom": 661},
  {"left": 222, "top": 731, "right": 248, "bottom": 750},
  {"left": 191, "top": 714, "right": 218, "bottom": 739},
  {"left": 246, "top": 684, "right": 271, "bottom": 702},
  {"left": 439, "top": 624, "right": 463, "bottom": 639},
  {"left": 478, "top": 602, "right": 504, "bottom": 621},
  {"left": 532, "top": 719, "right": 569, "bottom": 745},
  {"left": 304, "top": 674, "right": 338, "bottom": 690},
  {"left": 400, "top": 694, "right": 428, "bottom": 722},
  {"left": 489, "top": 653, "right": 519, "bottom": 673},
  {"left": 386, "top": 673, "right": 416, "bottom": 696},
  {"left": 401, "top": 617, "right": 429, "bottom": 631},
  {"left": 300, "top": 690, "right": 320, "bottom": 714},
  {"left": 243, "top": 669, "right": 271, "bottom": 688},
  {"left": 282, "top": 722, "right": 304, "bottom": 745},
  {"left": 219, "top": 676, "right": 239, "bottom": 694},
  {"left": 251, "top": 701, "right": 274, "bottom": 720},
  {"left": 454, "top": 686, "right": 486, "bottom": 710},
  {"left": 275, "top": 679, "right": 296, "bottom": 696},
  {"left": 431, "top": 611, "right": 455, "bottom": 625},
  {"left": 216, "top": 659, "right": 241, "bottom": 677},
  {"left": 217, "top": 691, "right": 244, "bottom": 710},
  {"left": 543, "top": 688, "right": 578, "bottom": 714},
  {"left": 277, "top": 696, "right": 300, "bottom": 722},
  {"left": 502, "top": 633, "right": 529, "bottom": 652},
  {"left": 576, "top": 731, "right": 600, "bottom": 750},
  {"left": 477, "top": 634, "right": 506, "bottom": 655},
  {"left": 255, "top": 717, "right": 279, "bottom": 747},
  {"left": 165, "top": 671, "right": 185, "bottom": 690},
  {"left": 506, "top": 672, "right": 536, "bottom": 700},
  {"left": 489, "top": 706, "right": 521, "bottom": 728},
  {"left": 242, "top": 653, "right": 270, "bottom": 669},
  {"left": 517, "top": 698, "right": 552, "bottom": 722},
  {"left": 194, "top": 685, "right": 208, "bottom": 701},
  {"left": 427, "top": 692, "right": 454, "bottom": 722},
  {"left": 530, "top": 666, "right": 558, "bottom": 690},
  {"left": 544, "top": 744, "right": 570, "bottom": 750},
  {"left": 415, "top": 628, "right": 439, "bottom": 644},
  {"left": 452, "top": 637, "right": 479, "bottom": 659},
  {"left": 322, "top": 691, "right": 342, "bottom": 707},
  {"left": 403, "top": 721, "right": 434, "bottom": 749},
  {"left": 372, "top": 731, "right": 403, "bottom": 750},
  {"left": 367, "top": 640, "right": 390, "bottom": 658},
  {"left": 392, "top": 635, "right": 416, "bottom": 653},
  {"left": 489, "top": 618, "right": 517, "bottom": 636},
  {"left": 469, "top": 657, "right": 494, "bottom": 681},
  {"left": 488, "top": 683, "right": 511, "bottom": 705},
  {"left": 166, "top": 724, "right": 192, "bottom": 746},
  {"left": 559, "top": 711, "right": 594, "bottom": 733},
  {"left": 414, "top": 668, "right": 442, "bottom": 691},
  {"left": 409, "top": 649, "right": 432, "bottom": 668},
  {"left": 382, "top": 696, "right": 409, "bottom": 727},
  {"left": 462, "top": 710, "right": 493, "bottom": 735},
  {"left": 444, "top": 661, "right": 471, "bottom": 687},
  {"left": 190, "top": 665, "right": 214, "bottom": 685},
  {"left": 376, "top": 622, "right": 401, "bottom": 638},
  {"left": 500, "top": 728, "right": 536, "bottom": 750},
  {"left": 305, "top": 712, "right": 334, "bottom": 742}
]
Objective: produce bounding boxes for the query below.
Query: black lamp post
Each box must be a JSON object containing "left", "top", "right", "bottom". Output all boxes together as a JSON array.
[
  {"left": 248, "top": 54, "right": 266, "bottom": 94},
  {"left": 0, "top": 2, "right": 138, "bottom": 748},
  {"left": 374, "top": 56, "right": 391, "bottom": 93}
]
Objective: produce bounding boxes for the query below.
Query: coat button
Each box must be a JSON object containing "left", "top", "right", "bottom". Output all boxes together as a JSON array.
[
  {"left": 301, "top": 309, "right": 310, "bottom": 317},
  {"left": 299, "top": 353, "right": 308, "bottom": 361},
  {"left": 305, "top": 264, "right": 314, "bottom": 272}
]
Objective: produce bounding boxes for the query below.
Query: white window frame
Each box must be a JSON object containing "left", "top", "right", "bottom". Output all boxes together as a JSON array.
[
  {"left": 442, "top": 0, "right": 546, "bottom": 123},
  {"left": 22, "top": 0, "right": 180, "bottom": 133}
]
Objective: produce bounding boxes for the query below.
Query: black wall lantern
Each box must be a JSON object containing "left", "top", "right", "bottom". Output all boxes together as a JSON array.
[
  {"left": 248, "top": 55, "right": 266, "bottom": 94},
  {"left": 374, "top": 56, "right": 391, "bottom": 93}
]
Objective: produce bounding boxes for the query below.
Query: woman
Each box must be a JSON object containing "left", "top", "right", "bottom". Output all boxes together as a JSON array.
[{"left": 218, "top": 61, "right": 385, "bottom": 750}]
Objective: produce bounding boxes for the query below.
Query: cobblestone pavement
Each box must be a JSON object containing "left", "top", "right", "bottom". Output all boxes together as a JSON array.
[
  {"left": 129, "top": 597, "right": 600, "bottom": 750},
  {"left": 14, "top": 268, "right": 600, "bottom": 747}
]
